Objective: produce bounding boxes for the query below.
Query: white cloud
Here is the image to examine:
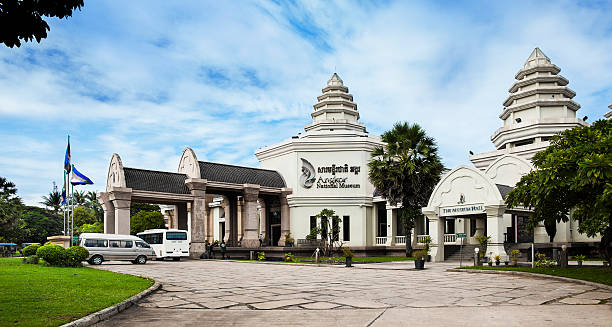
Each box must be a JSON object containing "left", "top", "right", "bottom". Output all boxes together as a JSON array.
[{"left": 0, "top": 0, "right": 610, "bottom": 205}]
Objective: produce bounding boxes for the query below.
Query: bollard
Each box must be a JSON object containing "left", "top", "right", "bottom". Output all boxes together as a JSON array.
[
  {"left": 560, "top": 245, "right": 568, "bottom": 268},
  {"left": 250, "top": 250, "right": 254, "bottom": 261},
  {"left": 315, "top": 248, "right": 320, "bottom": 263}
]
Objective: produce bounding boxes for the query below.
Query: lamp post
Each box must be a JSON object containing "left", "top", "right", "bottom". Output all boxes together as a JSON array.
[{"left": 474, "top": 247, "right": 480, "bottom": 266}]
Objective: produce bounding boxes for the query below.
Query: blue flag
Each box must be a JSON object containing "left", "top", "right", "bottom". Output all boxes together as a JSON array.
[
  {"left": 64, "top": 137, "right": 71, "bottom": 173},
  {"left": 70, "top": 165, "right": 94, "bottom": 185},
  {"left": 61, "top": 179, "right": 67, "bottom": 205}
]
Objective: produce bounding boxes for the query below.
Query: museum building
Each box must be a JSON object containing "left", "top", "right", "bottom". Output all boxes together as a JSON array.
[{"left": 99, "top": 48, "right": 605, "bottom": 259}]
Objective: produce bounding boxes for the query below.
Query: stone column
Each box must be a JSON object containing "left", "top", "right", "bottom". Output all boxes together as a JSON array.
[
  {"left": 98, "top": 192, "right": 115, "bottom": 234},
  {"left": 185, "top": 178, "right": 207, "bottom": 258},
  {"left": 385, "top": 203, "right": 395, "bottom": 246},
  {"left": 485, "top": 204, "right": 508, "bottom": 259},
  {"left": 259, "top": 199, "right": 267, "bottom": 242},
  {"left": 240, "top": 184, "right": 260, "bottom": 248},
  {"left": 108, "top": 187, "right": 132, "bottom": 235},
  {"left": 424, "top": 209, "right": 444, "bottom": 262},
  {"left": 277, "top": 188, "right": 292, "bottom": 246}
]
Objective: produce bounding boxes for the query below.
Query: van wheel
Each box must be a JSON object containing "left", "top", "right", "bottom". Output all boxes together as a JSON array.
[
  {"left": 173, "top": 257, "right": 180, "bottom": 261},
  {"left": 136, "top": 255, "right": 147, "bottom": 264},
  {"left": 90, "top": 255, "right": 103, "bottom": 265}
]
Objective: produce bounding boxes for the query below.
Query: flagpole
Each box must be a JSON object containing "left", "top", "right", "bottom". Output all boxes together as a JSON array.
[{"left": 63, "top": 170, "right": 66, "bottom": 235}]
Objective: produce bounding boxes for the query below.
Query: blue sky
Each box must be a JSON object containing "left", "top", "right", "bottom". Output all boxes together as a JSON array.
[{"left": 1, "top": 0, "right": 611, "bottom": 205}]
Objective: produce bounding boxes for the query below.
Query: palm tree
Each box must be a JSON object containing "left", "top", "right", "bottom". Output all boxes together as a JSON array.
[
  {"left": 73, "top": 190, "right": 87, "bottom": 206},
  {"left": 40, "top": 190, "right": 62, "bottom": 213},
  {"left": 368, "top": 122, "right": 444, "bottom": 257}
]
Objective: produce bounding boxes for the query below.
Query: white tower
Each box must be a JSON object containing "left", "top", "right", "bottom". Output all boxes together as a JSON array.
[{"left": 471, "top": 48, "right": 587, "bottom": 169}]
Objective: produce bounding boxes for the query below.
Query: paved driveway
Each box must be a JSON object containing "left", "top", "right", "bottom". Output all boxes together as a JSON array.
[{"left": 93, "top": 260, "right": 612, "bottom": 326}]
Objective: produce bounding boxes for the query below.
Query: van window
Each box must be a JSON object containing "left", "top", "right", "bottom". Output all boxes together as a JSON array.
[
  {"left": 109, "top": 240, "right": 133, "bottom": 248},
  {"left": 84, "top": 239, "right": 108, "bottom": 247},
  {"left": 166, "top": 232, "right": 187, "bottom": 240},
  {"left": 135, "top": 241, "right": 151, "bottom": 248}
]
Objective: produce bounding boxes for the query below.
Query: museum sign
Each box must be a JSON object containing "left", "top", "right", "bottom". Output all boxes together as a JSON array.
[{"left": 300, "top": 158, "right": 361, "bottom": 189}]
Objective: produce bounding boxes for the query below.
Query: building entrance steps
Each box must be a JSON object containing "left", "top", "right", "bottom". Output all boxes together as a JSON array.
[{"left": 444, "top": 244, "right": 476, "bottom": 262}]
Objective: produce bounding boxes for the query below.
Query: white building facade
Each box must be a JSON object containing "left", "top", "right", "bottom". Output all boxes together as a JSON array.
[
  {"left": 256, "top": 74, "right": 392, "bottom": 248},
  {"left": 422, "top": 48, "right": 600, "bottom": 262}
]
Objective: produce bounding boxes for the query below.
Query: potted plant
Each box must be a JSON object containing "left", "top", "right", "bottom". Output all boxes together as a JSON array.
[
  {"left": 494, "top": 254, "right": 501, "bottom": 266},
  {"left": 575, "top": 254, "right": 585, "bottom": 267},
  {"left": 342, "top": 247, "right": 354, "bottom": 267},
  {"left": 284, "top": 252, "right": 294, "bottom": 262},
  {"left": 284, "top": 232, "right": 295, "bottom": 247},
  {"left": 475, "top": 235, "right": 491, "bottom": 263},
  {"left": 413, "top": 250, "right": 427, "bottom": 270},
  {"left": 511, "top": 249, "right": 520, "bottom": 266},
  {"left": 419, "top": 236, "right": 432, "bottom": 262},
  {"left": 487, "top": 256, "right": 493, "bottom": 266}
]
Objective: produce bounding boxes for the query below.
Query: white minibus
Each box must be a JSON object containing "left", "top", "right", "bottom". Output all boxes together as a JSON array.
[
  {"left": 79, "top": 233, "right": 155, "bottom": 265},
  {"left": 137, "top": 229, "right": 189, "bottom": 260}
]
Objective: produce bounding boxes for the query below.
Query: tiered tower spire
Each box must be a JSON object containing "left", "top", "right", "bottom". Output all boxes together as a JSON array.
[
  {"left": 304, "top": 73, "right": 366, "bottom": 133},
  {"left": 491, "top": 48, "right": 585, "bottom": 150}
]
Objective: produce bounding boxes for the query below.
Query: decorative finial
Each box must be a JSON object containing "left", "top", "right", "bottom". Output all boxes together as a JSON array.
[{"left": 327, "top": 73, "right": 343, "bottom": 87}]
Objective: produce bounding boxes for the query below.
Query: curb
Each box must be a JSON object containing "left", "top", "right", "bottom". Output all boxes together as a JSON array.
[
  {"left": 60, "top": 279, "right": 161, "bottom": 327},
  {"left": 447, "top": 268, "right": 612, "bottom": 291}
]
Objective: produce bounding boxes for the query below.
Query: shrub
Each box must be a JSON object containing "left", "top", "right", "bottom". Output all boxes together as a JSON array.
[
  {"left": 36, "top": 244, "right": 69, "bottom": 266},
  {"left": 511, "top": 249, "right": 520, "bottom": 260},
  {"left": 341, "top": 246, "right": 354, "bottom": 258},
  {"left": 23, "top": 255, "right": 39, "bottom": 264},
  {"left": 474, "top": 235, "right": 491, "bottom": 258},
  {"left": 575, "top": 254, "right": 586, "bottom": 262},
  {"left": 257, "top": 251, "right": 265, "bottom": 261},
  {"left": 284, "top": 252, "right": 294, "bottom": 262},
  {"left": 494, "top": 254, "right": 501, "bottom": 262},
  {"left": 413, "top": 250, "right": 427, "bottom": 260},
  {"left": 23, "top": 244, "right": 41, "bottom": 257},
  {"left": 67, "top": 246, "right": 89, "bottom": 266},
  {"left": 418, "top": 236, "right": 432, "bottom": 253},
  {"left": 534, "top": 252, "right": 556, "bottom": 268}
]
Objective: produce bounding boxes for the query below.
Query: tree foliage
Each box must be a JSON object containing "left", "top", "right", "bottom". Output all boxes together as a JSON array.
[
  {"left": 368, "top": 122, "right": 444, "bottom": 256},
  {"left": 130, "top": 202, "right": 160, "bottom": 216},
  {"left": 72, "top": 206, "right": 97, "bottom": 226},
  {"left": 506, "top": 119, "right": 612, "bottom": 263},
  {"left": 16, "top": 206, "right": 63, "bottom": 244},
  {"left": 0, "top": 177, "right": 24, "bottom": 241},
  {"left": 308, "top": 208, "right": 343, "bottom": 256},
  {"left": 0, "top": 0, "right": 84, "bottom": 48},
  {"left": 40, "top": 190, "right": 62, "bottom": 213},
  {"left": 130, "top": 211, "right": 165, "bottom": 235}
]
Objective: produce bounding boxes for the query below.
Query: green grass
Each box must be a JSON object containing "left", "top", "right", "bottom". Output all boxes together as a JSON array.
[
  {"left": 0, "top": 258, "right": 153, "bottom": 327},
  {"left": 460, "top": 265, "right": 612, "bottom": 286}
]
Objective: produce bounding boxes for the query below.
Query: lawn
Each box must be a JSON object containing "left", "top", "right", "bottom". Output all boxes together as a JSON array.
[
  {"left": 0, "top": 258, "right": 153, "bottom": 327},
  {"left": 460, "top": 265, "right": 612, "bottom": 286}
]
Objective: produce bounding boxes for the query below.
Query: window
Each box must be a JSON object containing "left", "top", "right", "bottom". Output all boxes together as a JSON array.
[
  {"left": 135, "top": 241, "right": 151, "bottom": 248},
  {"left": 470, "top": 218, "right": 477, "bottom": 237},
  {"left": 166, "top": 232, "right": 187, "bottom": 240},
  {"left": 332, "top": 216, "right": 339, "bottom": 241},
  {"left": 321, "top": 217, "right": 328, "bottom": 239},
  {"left": 109, "top": 240, "right": 133, "bottom": 248},
  {"left": 84, "top": 239, "right": 107, "bottom": 247},
  {"left": 140, "top": 233, "right": 163, "bottom": 244},
  {"left": 309, "top": 216, "right": 316, "bottom": 232},
  {"left": 342, "top": 216, "right": 350, "bottom": 241}
]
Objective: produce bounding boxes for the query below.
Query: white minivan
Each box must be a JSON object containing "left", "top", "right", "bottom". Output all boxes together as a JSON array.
[
  {"left": 79, "top": 233, "right": 155, "bottom": 265},
  {"left": 137, "top": 229, "right": 190, "bottom": 260}
]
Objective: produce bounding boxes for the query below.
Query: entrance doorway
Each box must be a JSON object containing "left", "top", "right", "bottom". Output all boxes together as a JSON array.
[{"left": 270, "top": 224, "right": 281, "bottom": 246}]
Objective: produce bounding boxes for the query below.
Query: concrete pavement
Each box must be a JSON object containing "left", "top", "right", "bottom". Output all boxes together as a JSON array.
[{"left": 93, "top": 260, "right": 612, "bottom": 326}]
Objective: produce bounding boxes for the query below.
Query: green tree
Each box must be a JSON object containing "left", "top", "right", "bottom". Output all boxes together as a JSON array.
[
  {"left": 0, "top": 0, "right": 84, "bottom": 48},
  {"left": 16, "top": 206, "right": 63, "bottom": 244},
  {"left": 307, "top": 208, "right": 343, "bottom": 256},
  {"left": 85, "top": 191, "right": 103, "bottom": 221},
  {"left": 130, "top": 202, "right": 160, "bottom": 216},
  {"left": 0, "top": 177, "right": 24, "bottom": 241},
  {"left": 506, "top": 119, "right": 611, "bottom": 264},
  {"left": 368, "top": 122, "right": 444, "bottom": 256},
  {"left": 130, "top": 211, "right": 165, "bottom": 235},
  {"left": 72, "top": 206, "right": 97, "bottom": 227},
  {"left": 76, "top": 222, "right": 103, "bottom": 235},
  {"left": 40, "top": 190, "right": 62, "bottom": 213},
  {"left": 72, "top": 190, "right": 87, "bottom": 206}
]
